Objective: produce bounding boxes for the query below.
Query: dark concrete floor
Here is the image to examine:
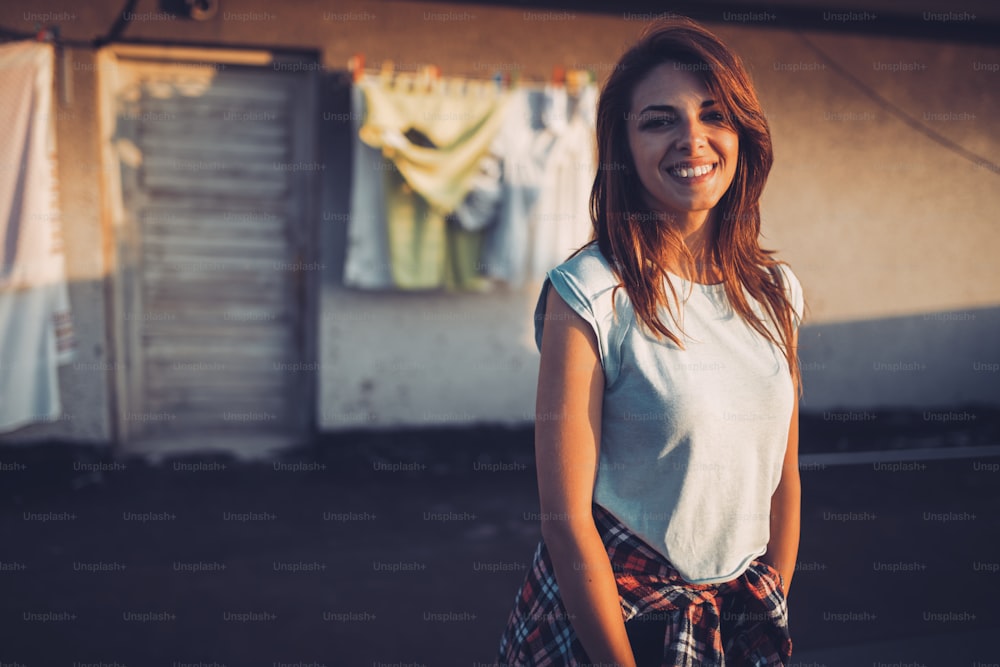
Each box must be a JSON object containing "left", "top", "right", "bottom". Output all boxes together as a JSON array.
[{"left": 1, "top": 415, "right": 999, "bottom": 666}]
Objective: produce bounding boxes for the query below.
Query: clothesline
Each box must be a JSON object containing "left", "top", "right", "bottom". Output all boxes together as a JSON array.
[{"left": 347, "top": 53, "right": 595, "bottom": 94}]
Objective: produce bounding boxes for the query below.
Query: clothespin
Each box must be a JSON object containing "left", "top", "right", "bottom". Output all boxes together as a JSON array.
[
  {"left": 567, "top": 69, "right": 587, "bottom": 97},
  {"left": 420, "top": 64, "right": 441, "bottom": 93},
  {"left": 492, "top": 71, "right": 504, "bottom": 91},
  {"left": 347, "top": 53, "right": 365, "bottom": 83},
  {"left": 551, "top": 65, "right": 566, "bottom": 87},
  {"left": 34, "top": 23, "right": 59, "bottom": 43}
]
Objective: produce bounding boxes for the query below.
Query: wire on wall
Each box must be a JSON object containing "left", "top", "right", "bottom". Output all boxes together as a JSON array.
[{"left": 797, "top": 31, "right": 999, "bottom": 177}]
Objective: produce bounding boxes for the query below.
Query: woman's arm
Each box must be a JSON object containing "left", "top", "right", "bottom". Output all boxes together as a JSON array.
[
  {"left": 763, "top": 330, "right": 802, "bottom": 595},
  {"left": 534, "top": 286, "right": 637, "bottom": 667}
]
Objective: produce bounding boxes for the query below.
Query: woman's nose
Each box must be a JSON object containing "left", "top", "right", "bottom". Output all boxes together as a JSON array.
[{"left": 676, "top": 118, "right": 707, "bottom": 153}]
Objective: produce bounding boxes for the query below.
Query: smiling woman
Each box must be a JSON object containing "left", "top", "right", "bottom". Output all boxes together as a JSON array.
[
  {"left": 497, "top": 16, "right": 802, "bottom": 667},
  {"left": 626, "top": 66, "right": 740, "bottom": 243}
]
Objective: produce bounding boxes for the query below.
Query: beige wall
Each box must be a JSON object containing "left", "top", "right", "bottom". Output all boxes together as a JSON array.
[{"left": 1, "top": 0, "right": 997, "bottom": 441}]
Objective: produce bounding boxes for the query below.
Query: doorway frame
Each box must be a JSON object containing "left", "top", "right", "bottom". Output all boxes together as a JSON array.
[{"left": 96, "top": 43, "right": 321, "bottom": 452}]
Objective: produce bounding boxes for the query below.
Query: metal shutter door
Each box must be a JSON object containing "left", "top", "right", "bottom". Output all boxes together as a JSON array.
[{"left": 112, "top": 59, "right": 313, "bottom": 444}]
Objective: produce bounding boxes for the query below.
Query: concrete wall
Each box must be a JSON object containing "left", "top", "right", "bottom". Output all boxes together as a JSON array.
[
  {"left": 1, "top": 0, "right": 997, "bottom": 443},
  {"left": 727, "top": 27, "right": 1000, "bottom": 411}
]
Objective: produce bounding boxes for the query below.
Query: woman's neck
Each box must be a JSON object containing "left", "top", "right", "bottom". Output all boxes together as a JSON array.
[{"left": 659, "top": 210, "right": 721, "bottom": 283}]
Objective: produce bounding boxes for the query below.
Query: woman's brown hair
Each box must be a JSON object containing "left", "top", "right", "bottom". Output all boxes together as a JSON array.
[{"left": 588, "top": 16, "right": 801, "bottom": 387}]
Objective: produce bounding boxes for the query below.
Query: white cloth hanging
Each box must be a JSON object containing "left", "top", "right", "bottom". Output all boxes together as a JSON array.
[
  {"left": 527, "top": 83, "right": 598, "bottom": 280},
  {"left": 478, "top": 83, "right": 598, "bottom": 287},
  {"left": 0, "top": 41, "right": 76, "bottom": 434}
]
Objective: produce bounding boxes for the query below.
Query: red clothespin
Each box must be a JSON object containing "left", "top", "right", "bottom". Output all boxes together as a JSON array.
[
  {"left": 348, "top": 53, "right": 365, "bottom": 83},
  {"left": 35, "top": 23, "right": 59, "bottom": 43},
  {"left": 551, "top": 65, "right": 566, "bottom": 87}
]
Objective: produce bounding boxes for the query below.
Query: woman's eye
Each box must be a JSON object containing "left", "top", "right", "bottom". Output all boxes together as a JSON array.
[
  {"left": 640, "top": 116, "right": 674, "bottom": 129},
  {"left": 704, "top": 111, "right": 727, "bottom": 123}
]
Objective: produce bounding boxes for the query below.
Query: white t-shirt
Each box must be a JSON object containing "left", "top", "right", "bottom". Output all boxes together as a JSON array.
[{"left": 534, "top": 242, "right": 804, "bottom": 584}]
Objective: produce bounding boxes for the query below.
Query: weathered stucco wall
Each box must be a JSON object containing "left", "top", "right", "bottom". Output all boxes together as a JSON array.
[{"left": 0, "top": 0, "right": 996, "bottom": 442}]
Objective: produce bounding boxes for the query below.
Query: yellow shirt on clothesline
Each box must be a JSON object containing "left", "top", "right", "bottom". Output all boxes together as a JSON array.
[{"left": 357, "top": 74, "right": 514, "bottom": 290}]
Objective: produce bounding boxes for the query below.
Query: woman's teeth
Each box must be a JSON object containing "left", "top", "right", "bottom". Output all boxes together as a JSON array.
[{"left": 669, "top": 163, "right": 715, "bottom": 178}]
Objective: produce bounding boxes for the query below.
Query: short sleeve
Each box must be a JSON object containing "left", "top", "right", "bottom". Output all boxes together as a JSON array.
[
  {"left": 776, "top": 263, "right": 805, "bottom": 328},
  {"left": 532, "top": 245, "right": 622, "bottom": 383},
  {"left": 533, "top": 269, "right": 599, "bottom": 353}
]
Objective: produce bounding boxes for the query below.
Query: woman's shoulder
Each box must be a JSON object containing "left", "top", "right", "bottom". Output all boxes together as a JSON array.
[
  {"left": 536, "top": 242, "right": 628, "bottom": 379},
  {"left": 550, "top": 242, "right": 620, "bottom": 296}
]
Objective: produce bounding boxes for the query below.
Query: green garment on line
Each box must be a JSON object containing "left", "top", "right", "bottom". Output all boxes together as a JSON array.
[
  {"left": 359, "top": 77, "right": 513, "bottom": 290},
  {"left": 382, "top": 170, "right": 487, "bottom": 291}
]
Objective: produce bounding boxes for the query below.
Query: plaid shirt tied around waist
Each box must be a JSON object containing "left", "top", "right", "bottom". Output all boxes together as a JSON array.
[{"left": 497, "top": 504, "right": 793, "bottom": 666}]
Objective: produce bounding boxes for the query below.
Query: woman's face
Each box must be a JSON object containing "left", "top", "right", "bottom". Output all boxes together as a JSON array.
[{"left": 626, "top": 63, "right": 740, "bottom": 222}]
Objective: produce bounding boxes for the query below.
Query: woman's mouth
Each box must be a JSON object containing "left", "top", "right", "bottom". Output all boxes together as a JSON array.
[{"left": 666, "top": 162, "right": 717, "bottom": 183}]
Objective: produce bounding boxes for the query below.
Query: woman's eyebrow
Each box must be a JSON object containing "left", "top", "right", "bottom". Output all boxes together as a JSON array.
[
  {"left": 638, "top": 104, "right": 676, "bottom": 115},
  {"left": 637, "top": 100, "right": 718, "bottom": 115}
]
